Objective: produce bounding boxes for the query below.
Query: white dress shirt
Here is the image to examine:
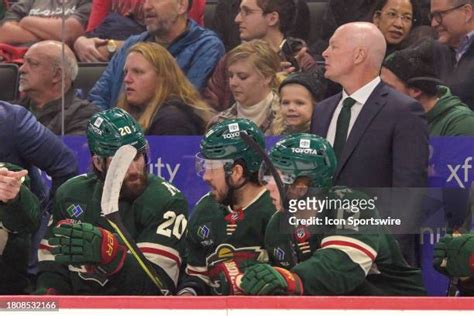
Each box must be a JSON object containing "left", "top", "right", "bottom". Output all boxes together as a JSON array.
[{"left": 327, "top": 77, "right": 381, "bottom": 146}]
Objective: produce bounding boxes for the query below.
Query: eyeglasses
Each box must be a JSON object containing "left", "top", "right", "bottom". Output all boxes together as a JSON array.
[
  {"left": 377, "top": 10, "right": 414, "bottom": 23},
  {"left": 237, "top": 6, "right": 264, "bottom": 18},
  {"left": 429, "top": 3, "right": 468, "bottom": 24}
]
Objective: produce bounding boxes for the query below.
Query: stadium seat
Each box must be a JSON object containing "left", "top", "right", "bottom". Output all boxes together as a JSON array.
[
  {"left": 307, "top": 1, "right": 329, "bottom": 45},
  {"left": 75, "top": 62, "right": 108, "bottom": 98},
  {"left": 0, "top": 63, "right": 19, "bottom": 102},
  {"left": 204, "top": 1, "right": 216, "bottom": 28}
]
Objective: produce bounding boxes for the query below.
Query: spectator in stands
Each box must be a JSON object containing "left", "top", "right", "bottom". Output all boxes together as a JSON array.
[
  {"left": 188, "top": 0, "right": 205, "bottom": 26},
  {"left": 319, "top": 0, "right": 376, "bottom": 45},
  {"left": 278, "top": 69, "right": 327, "bottom": 134},
  {"left": 382, "top": 38, "right": 474, "bottom": 237},
  {"left": 117, "top": 42, "right": 214, "bottom": 135},
  {"left": 0, "top": 0, "right": 91, "bottom": 46},
  {"left": 208, "top": 40, "right": 284, "bottom": 135},
  {"left": 211, "top": 0, "right": 310, "bottom": 52},
  {"left": 88, "top": 0, "right": 224, "bottom": 110},
  {"left": 74, "top": 0, "right": 147, "bottom": 63},
  {"left": 16, "top": 41, "right": 99, "bottom": 135},
  {"left": 372, "top": 0, "right": 422, "bottom": 56},
  {"left": 73, "top": 0, "right": 206, "bottom": 62},
  {"left": 431, "top": 0, "right": 474, "bottom": 110},
  {"left": 211, "top": 0, "right": 241, "bottom": 52},
  {"left": 0, "top": 163, "right": 41, "bottom": 294},
  {"left": 382, "top": 39, "right": 474, "bottom": 136},
  {"left": 203, "top": 0, "right": 314, "bottom": 112}
]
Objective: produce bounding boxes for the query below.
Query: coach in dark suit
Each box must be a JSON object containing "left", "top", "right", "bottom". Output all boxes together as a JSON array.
[
  {"left": 310, "top": 22, "right": 429, "bottom": 266},
  {"left": 311, "top": 22, "right": 428, "bottom": 188}
]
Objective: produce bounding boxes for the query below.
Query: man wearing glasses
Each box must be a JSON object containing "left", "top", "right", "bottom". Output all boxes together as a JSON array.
[{"left": 431, "top": 0, "right": 474, "bottom": 109}]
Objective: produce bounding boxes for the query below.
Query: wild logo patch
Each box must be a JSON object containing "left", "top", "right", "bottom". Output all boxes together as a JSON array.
[{"left": 206, "top": 244, "right": 268, "bottom": 267}]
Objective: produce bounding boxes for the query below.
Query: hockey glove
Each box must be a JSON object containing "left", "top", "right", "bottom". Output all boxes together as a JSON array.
[
  {"left": 209, "top": 259, "right": 256, "bottom": 295},
  {"left": 49, "top": 222, "right": 127, "bottom": 276},
  {"left": 240, "top": 263, "right": 303, "bottom": 295},
  {"left": 433, "top": 234, "right": 474, "bottom": 277}
]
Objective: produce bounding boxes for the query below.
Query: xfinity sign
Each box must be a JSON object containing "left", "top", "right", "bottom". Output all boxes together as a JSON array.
[{"left": 446, "top": 157, "right": 472, "bottom": 188}]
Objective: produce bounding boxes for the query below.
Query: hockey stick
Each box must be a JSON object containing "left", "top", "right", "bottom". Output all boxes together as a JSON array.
[
  {"left": 101, "top": 144, "right": 169, "bottom": 295},
  {"left": 240, "top": 133, "right": 298, "bottom": 265},
  {"left": 441, "top": 258, "right": 458, "bottom": 296},
  {"left": 240, "top": 133, "right": 287, "bottom": 210},
  {"left": 441, "top": 231, "right": 462, "bottom": 296}
]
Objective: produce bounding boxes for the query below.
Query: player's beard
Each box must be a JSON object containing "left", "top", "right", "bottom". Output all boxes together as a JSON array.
[{"left": 120, "top": 168, "right": 148, "bottom": 201}]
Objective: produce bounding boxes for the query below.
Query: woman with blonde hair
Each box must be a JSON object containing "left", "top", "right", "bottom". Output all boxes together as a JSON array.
[
  {"left": 117, "top": 42, "right": 214, "bottom": 135},
  {"left": 208, "top": 39, "right": 285, "bottom": 135}
]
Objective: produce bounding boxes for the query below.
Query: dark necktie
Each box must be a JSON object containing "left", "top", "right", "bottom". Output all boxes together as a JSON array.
[{"left": 333, "top": 97, "right": 356, "bottom": 161}]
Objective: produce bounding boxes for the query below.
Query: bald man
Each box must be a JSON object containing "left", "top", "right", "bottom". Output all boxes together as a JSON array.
[
  {"left": 310, "top": 23, "right": 429, "bottom": 265},
  {"left": 16, "top": 40, "right": 98, "bottom": 135},
  {"left": 311, "top": 22, "right": 428, "bottom": 188}
]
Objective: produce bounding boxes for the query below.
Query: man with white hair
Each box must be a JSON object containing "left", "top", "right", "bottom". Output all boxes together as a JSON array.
[
  {"left": 310, "top": 22, "right": 429, "bottom": 266},
  {"left": 311, "top": 22, "right": 428, "bottom": 189},
  {"left": 17, "top": 40, "right": 98, "bottom": 135}
]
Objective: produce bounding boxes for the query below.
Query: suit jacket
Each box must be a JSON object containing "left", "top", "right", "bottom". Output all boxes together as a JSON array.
[{"left": 310, "top": 82, "right": 428, "bottom": 188}]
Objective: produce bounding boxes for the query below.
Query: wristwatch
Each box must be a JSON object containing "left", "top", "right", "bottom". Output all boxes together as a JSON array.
[{"left": 107, "top": 40, "right": 117, "bottom": 55}]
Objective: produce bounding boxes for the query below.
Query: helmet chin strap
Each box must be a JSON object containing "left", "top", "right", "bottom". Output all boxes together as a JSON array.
[{"left": 221, "top": 171, "right": 249, "bottom": 208}]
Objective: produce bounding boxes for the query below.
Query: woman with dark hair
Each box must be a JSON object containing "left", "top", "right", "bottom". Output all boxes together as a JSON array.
[{"left": 372, "top": 0, "right": 422, "bottom": 56}]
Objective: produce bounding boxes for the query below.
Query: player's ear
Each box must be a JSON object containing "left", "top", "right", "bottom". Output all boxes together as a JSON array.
[
  {"left": 92, "top": 155, "right": 105, "bottom": 172},
  {"left": 230, "top": 163, "right": 246, "bottom": 182}
]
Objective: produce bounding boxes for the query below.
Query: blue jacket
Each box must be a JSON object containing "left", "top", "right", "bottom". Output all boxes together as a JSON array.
[
  {"left": 0, "top": 102, "right": 78, "bottom": 204},
  {"left": 88, "top": 20, "right": 225, "bottom": 110}
]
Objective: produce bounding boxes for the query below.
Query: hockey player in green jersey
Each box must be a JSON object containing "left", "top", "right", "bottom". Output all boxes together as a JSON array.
[
  {"left": 433, "top": 233, "right": 474, "bottom": 295},
  {"left": 177, "top": 118, "right": 277, "bottom": 295},
  {"left": 0, "top": 162, "right": 41, "bottom": 294},
  {"left": 36, "top": 108, "right": 188, "bottom": 295},
  {"left": 240, "top": 133, "right": 426, "bottom": 296}
]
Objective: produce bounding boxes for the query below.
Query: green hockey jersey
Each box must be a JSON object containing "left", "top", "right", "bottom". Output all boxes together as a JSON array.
[
  {"left": 37, "top": 173, "right": 188, "bottom": 295},
  {"left": 180, "top": 189, "right": 276, "bottom": 295},
  {"left": 266, "top": 186, "right": 426, "bottom": 295},
  {"left": 0, "top": 162, "right": 41, "bottom": 294}
]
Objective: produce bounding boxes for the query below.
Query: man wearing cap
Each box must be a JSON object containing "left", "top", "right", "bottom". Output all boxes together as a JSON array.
[
  {"left": 382, "top": 39, "right": 474, "bottom": 136},
  {"left": 382, "top": 39, "right": 474, "bottom": 237}
]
